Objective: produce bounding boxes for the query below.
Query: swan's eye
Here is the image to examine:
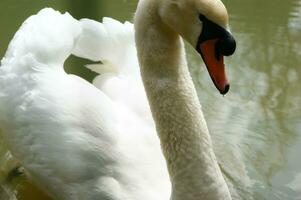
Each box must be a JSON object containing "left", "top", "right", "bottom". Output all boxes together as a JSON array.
[{"left": 199, "top": 14, "right": 206, "bottom": 21}]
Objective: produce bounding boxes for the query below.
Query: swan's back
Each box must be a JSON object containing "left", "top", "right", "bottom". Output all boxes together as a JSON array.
[{"left": 0, "top": 8, "right": 169, "bottom": 200}]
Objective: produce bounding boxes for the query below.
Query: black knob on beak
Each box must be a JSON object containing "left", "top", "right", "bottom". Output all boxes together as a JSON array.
[{"left": 216, "top": 33, "right": 236, "bottom": 56}]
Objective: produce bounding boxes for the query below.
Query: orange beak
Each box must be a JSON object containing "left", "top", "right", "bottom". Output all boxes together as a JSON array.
[{"left": 199, "top": 39, "right": 230, "bottom": 95}]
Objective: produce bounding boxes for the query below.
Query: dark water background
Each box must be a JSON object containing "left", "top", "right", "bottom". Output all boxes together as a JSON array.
[{"left": 0, "top": 0, "right": 300, "bottom": 199}]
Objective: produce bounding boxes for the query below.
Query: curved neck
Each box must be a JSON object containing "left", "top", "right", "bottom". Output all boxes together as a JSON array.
[{"left": 134, "top": 2, "right": 231, "bottom": 200}]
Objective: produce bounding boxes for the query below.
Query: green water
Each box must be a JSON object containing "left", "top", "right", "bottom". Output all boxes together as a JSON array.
[{"left": 0, "top": 0, "right": 300, "bottom": 199}]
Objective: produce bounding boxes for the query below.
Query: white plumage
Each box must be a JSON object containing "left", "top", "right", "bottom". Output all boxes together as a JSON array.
[{"left": 0, "top": 8, "right": 169, "bottom": 200}]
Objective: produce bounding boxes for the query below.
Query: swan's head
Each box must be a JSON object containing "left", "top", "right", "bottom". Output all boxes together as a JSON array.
[{"left": 159, "top": 0, "right": 236, "bottom": 94}]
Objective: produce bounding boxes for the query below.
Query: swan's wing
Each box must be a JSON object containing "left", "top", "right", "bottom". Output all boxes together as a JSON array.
[
  {"left": 1, "top": 9, "right": 81, "bottom": 67},
  {"left": 72, "top": 17, "right": 170, "bottom": 199},
  {"left": 0, "top": 8, "right": 127, "bottom": 199},
  {"left": 0, "top": 8, "right": 81, "bottom": 130},
  {"left": 72, "top": 18, "right": 135, "bottom": 74},
  {"left": 72, "top": 18, "right": 153, "bottom": 123},
  {"left": 73, "top": 17, "right": 171, "bottom": 200},
  {"left": 0, "top": 9, "right": 132, "bottom": 200},
  {"left": 0, "top": 8, "right": 170, "bottom": 200}
]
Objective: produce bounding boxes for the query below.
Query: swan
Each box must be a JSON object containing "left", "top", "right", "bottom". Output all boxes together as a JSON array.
[{"left": 0, "top": 0, "right": 236, "bottom": 199}]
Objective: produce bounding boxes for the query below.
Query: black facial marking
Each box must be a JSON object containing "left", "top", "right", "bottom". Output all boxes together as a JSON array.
[{"left": 197, "top": 14, "right": 236, "bottom": 57}]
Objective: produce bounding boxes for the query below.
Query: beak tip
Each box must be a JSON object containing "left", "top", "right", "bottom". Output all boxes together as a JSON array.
[{"left": 219, "top": 84, "right": 230, "bottom": 95}]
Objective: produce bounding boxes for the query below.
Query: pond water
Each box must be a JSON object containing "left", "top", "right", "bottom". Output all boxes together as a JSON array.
[{"left": 0, "top": 0, "right": 300, "bottom": 199}]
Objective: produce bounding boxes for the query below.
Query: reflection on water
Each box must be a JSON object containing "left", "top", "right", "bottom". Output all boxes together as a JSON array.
[{"left": 0, "top": 0, "right": 301, "bottom": 199}]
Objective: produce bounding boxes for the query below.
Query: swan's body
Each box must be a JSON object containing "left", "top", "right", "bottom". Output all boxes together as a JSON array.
[
  {"left": 0, "top": 0, "right": 236, "bottom": 199},
  {"left": 0, "top": 10, "right": 169, "bottom": 200}
]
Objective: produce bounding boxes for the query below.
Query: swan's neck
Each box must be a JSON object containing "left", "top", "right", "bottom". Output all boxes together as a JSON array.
[{"left": 135, "top": 2, "right": 231, "bottom": 200}]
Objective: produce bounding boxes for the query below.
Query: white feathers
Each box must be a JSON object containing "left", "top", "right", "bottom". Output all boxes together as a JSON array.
[
  {"left": 72, "top": 17, "right": 152, "bottom": 123},
  {"left": 73, "top": 17, "right": 136, "bottom": 74},
  {"left": 0, "top": 8, "right": 169, "bottom": 200},
  {"left": 2, "top": 8, "right": 81, "bottom": 67}
]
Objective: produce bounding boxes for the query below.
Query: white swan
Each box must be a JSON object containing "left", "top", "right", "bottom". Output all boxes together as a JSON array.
[{"left": 0, "top": 0, "right": 236, "bottom": 199}]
